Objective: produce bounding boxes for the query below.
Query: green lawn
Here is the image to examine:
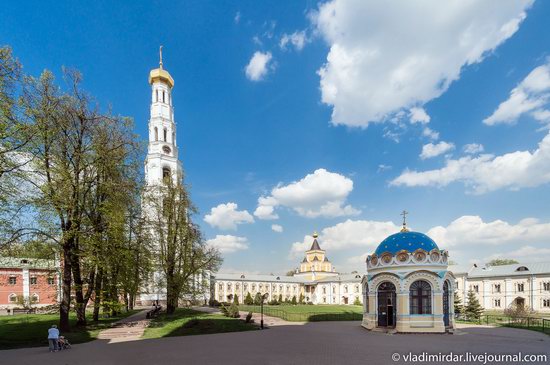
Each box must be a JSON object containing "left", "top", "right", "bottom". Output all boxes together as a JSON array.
[
  {"left": 239, "top": 304, "right": 363, "bottom": 322},
  {"left": 0, "top": 310, "right": 139, "bottom": 350},
  {"left": 142, "top": 308, "right": 257, "bottom": 339}
]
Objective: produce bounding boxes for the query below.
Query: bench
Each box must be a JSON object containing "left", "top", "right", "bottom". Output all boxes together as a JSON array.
[{"left": 145, "top": 305, "right": 162, "bottom": 319}]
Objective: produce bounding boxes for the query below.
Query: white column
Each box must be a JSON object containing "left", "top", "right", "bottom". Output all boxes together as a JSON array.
[
  {"left": 504, "top": 279, "right": 513, "bottom": 308},
  {"left": 22, "top": 268, "right": 30, "bottom": 300}
]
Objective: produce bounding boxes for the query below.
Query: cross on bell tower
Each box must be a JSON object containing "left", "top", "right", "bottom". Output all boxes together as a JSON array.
[{"left": 400, "top": 210, "right": 409, "bottom": 232}]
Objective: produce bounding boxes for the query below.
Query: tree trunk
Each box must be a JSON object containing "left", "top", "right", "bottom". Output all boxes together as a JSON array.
[
  {"left": 92, "top": 269, "right": 103, "bottom": 322},
  {"left": 166, "top": 274, "right": 178, "bottom": 314},
  {"left": 71, "top": 252, "right": 87, "bottom": 326},
  {"left": 59, "top": 246, "right": 72, "bottom": 332}
]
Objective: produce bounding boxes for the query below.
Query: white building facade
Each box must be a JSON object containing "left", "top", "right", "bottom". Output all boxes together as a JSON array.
[
  {"left": 211, "top": 234, "right": 364, "bottom": 305},
  {"left": 454, "top": 262, "right": 550, "bottom": 313}
]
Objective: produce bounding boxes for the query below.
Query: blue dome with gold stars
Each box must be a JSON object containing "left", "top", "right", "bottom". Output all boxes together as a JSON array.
[{"left": 375, "top": 231, "right": 438, "bottom": 256}]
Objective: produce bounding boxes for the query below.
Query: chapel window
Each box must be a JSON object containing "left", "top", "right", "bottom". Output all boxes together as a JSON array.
[
  {"left": 543, "top": 282, "right": 550, "bottom": 291},
  {"left": 8, "top": 277, "right": 16, "bottom": 285},
  {"left": 410, "top": 280, "right": 432, "bottom": 315},
  {"left": 30, "top": 277, "right": 37, "bottom": 285}
]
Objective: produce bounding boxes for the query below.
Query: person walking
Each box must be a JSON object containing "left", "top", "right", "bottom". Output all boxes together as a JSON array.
[{"left": 48, "top": 324, "right": 59, "bottom": 352}]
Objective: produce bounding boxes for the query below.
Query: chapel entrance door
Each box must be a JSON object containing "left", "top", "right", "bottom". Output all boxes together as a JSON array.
[
  {"left": 443, "top": 281, "right": 450, "bottom": 327},
  {"left": 377, "top": 282, "right": 396, "bottom": 328}
]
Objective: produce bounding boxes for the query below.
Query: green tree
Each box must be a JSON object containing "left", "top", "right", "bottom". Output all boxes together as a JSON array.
[
  {"left": 278, "top": 294, "right": 283, "bottom": 303},
  {"left": 464, "top": 289, "right": 483, "bottom": 320},
  {"left": 486, "top": 259, "right": 519, "bottom": 266},
  {"left": 286, "top": 270, "right": 295, "bottom": 276},
  {"left": 291, "top": 295, "right": 297, "bottom": 305},
  {"left": 353, "top": 297, "right": 361, "bottom": 306},
  {"left": 233, "top": 294, "right": 239, "bottom": 305},
  {"left": 244, "top": 292, "right": 253, "bottom": 305},
  {"left": 299, "top": 293, "right": 305, "bottom": 304},
  {"left": 253, "top": 292, "right": 262, "bottom": 305},
  {"left": 454, "top": 292, "right": 463, "bottom": 315}
]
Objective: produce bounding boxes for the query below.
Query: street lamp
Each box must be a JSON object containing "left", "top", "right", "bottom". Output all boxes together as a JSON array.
[{"left": 260, "top": 293, "right": 269, "bottom": 329}]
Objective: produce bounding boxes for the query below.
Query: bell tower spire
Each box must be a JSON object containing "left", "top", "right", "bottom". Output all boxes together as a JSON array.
[{"left": 159, "top": 45, "right": 163, "bottom": 69}]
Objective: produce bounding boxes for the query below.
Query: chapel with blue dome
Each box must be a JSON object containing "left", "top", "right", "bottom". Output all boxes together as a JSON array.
[
  {"left": 375, "top": 231, "right": 438, "bottom": 256},
  {"left": 361, "top": 211, "right": 456, "bottom": 334}
]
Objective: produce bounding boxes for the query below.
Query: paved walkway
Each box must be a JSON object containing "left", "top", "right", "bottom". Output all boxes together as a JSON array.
[
  {"left": 192, "top": 306, "right": 305, "bottom": 327},
  {"left": 4, "top": 321, "right": 549, "bottom": 365},
  {"left": 96, "top": 309, "right": 150, "bottom": 343}
]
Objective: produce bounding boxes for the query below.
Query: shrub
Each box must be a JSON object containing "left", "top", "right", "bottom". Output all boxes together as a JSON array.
[
  {"left": 245, "top": 311, "right": 253, "bottom": 323},
  {"left": 278, "top": 294, "right": 283, "bottom": 303},
  {"left": 291, "top": 296, "right": 297, "bottom": 305},
  {"left": 353, "top": 297, "right": 361, "bottom": 306},
  {"left": 228, "top": 302, "right": 240, "bottom": 318},
  {"left": 299, "top": 293, "right": 305, "bottom": 304},
  {"left": 253, "top": 293, "right": 262, "bottom": 305},
  {"left": 233, "top": 295, "right": 239, "bottom": 306},
  {"left": 244, "top": 292, "right": 254, "bottom": 305},
  {"left": 220, "top": 304, "right": 229, "bottom": 316}
]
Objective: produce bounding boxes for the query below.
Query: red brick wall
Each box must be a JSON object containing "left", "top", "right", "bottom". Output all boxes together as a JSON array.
[
  {"left": 0, "top": 269, "right": 23, "bottom": 305},
  {"left": 29, "top": 269, "right": 58, "bottom": 305}
]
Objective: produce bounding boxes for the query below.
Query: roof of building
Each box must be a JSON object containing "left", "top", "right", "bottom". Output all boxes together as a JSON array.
[
  {"left": 0, "top": 256, "right": 56, "bottom": 270},
  {"left": 315, "top": 273, "right": 364, "bottom": 283},
  {"left": 466, "top": 262, "right": 550, "bottom": 278},
  {"left": 323, "top": 257, "right": 330, "bottom": 262},
  {"left": 301, "top": 257, "right": 307, "bottom": 263},
  {"left": 312, "top": 256, "right": 319, "bottom": 261},
  {"left": 375, "top": 231, "right": 439, "bottom": 256},
  {"left": 212, "top": 273, "right": 305, "bottom": 283},
  {"left": 309, "top": 238, "right": 322, "bottom": 251}
]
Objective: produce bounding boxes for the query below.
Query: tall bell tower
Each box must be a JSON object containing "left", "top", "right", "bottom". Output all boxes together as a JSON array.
[
  {"left": 144, "top": 46, "right": 182, "bottom": 186},
  {"left": 140, "top": 47, "right": 182, "bottom": 305}
]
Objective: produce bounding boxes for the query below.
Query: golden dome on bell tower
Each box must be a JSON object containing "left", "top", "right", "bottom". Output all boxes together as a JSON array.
[{"left": 149, "top": 45, "right": 174, "bottom": 88}]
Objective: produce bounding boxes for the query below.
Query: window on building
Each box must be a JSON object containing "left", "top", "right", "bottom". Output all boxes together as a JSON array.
[
  {"left": 543, "top": 299, "right": 550, "bottom": 308},
  {"left": 48, "top": 277, "right": 55, "bottom": 285},
  {"left": 227, "top": 283, "right": 232, "bottom": 291},
  {"left": 8, "top": 277, "right": 16, "bottom": 285},
  {"left": 156, "top": 90, "right": 158, "bottom": 102},
  {"left": 163, "top": 128, "right": 167, "bottom": 142},
  {"left": 355, "top": 285, "right": 359, "bottom": 293},
  {"left": 410, "top": 280, "right": 432, "bottom": 315},
  {"left": 154, "top": 127, "right": 158, "bottom": 141},
  {"left": 323, "top": 286, "right": 326, "bottom": 294},
  {"left": 30, "top": 277, "right": 37, "bottom": 285},
  {"left": 543, "top": 282, "right": 550, "bottom": 291},
  {"left": 162, "top": 167, "right": 171, "bottom": 184},
  {"left": 323, "top": 297, "right": 326, "bottom": 303},
  {"left": 332, "top": 286, "right": 336, "bottom": 294},
  {"left": 517, "top": 283, "right": 525, "bottom": 292},
  {"left": 473, "top": 285, "right": 479, "bottom": 293},
  {"left": 494, "top": 299, "right": 501, "bottom": 307},
  {"left": 218, "top": 283, "right": 223, "bottom": 290},
  {"left": 494, "top": 284, "right": 501, "bottom": 293},
  {"left": 162, "top": 91, "right": 165, "bottom": 103},
  {"left": 8, "top": 293, "right": 17, "bottom": 303},
  {"left": 344, "top": 285, "right": 348, "bottom": 293},
  {"left": 31, "top": 293, "right": 39, "bottom": 303}
]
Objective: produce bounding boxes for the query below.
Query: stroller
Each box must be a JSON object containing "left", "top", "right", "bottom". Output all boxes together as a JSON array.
[{"left": 57, "top": 336, "right": 71, "bottom": 350}]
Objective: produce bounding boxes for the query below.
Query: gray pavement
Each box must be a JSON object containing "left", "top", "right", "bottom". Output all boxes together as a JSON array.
[{"left": 3, "top": 322, "right": 549, "bottom": 365}]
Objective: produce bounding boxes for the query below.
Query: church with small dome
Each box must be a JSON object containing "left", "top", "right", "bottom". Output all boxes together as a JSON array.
[{"left": 361, "top": 212, "right": 455, "bottom": 333}]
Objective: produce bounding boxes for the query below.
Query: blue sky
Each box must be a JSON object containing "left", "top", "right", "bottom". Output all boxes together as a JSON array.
[{"left": 3, "top": 0, "right": 550, "bottom": 274}]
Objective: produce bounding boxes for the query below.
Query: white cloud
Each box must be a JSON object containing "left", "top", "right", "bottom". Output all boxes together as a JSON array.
[
  {"left": 484, "top": 61, "right": 550, "bottom": 125},
  {"left": 427, "top": 216, "right": 550, "bottom": 250},
  {"left": 420, "top": 141, "right": 455, "bottom": 160},
  {"left": 409, "top": 107, "right": 431, "bottom": 124},
  {"left": 463, "top": 143, "right": 485, "bottom": 154},
  {"left": 280, "top": 30, "right": 309, "bottom": 51},
  {"left": 256, "top": 168, "right": 360, "bottom": 219},
  {"left": 206, "top": 235, "right": 249, "bottom": 253},
  {"left": 391, "top": 130, "right": 550, "bottom": 194},
  {"left": 422, "top": 127, "right": 440, "bottom": 141},
  {"left": 377, "top": 164, "right": 392, "bottom": 173},
  {"left": 234, "top": 11, "right": 241, "bottom": 24},
  {"left": 253, "top": 196, "right": 279, "bottom": 220},
  {"left": 312, "top": 0, "right": 532, "bottom": 127},
  {"left": 204, "top": 203, "right": 254, "bottom": 230},
  {"left": 245, "top": 51, "right": 273, "bottom": 81},
  {"left": 289, "top": 219, "right": 399, "bottom": 258},
  {"left": 271, "top": 224, "right": 283, "bottom": 233}
]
